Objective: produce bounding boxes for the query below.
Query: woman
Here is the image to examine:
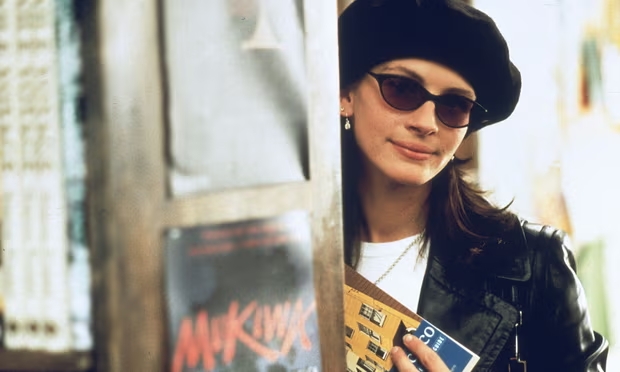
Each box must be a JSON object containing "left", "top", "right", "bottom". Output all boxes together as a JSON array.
[{"left": 338, "top": 0, "right": 608, "bottom": 371}]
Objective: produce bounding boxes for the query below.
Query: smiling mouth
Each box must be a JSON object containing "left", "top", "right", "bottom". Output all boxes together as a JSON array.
[{"left": 390, "top": 140, "right": 434, "bottom": 161}]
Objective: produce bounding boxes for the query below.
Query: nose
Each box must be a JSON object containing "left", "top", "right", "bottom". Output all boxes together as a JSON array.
[{"left": 406, "top": 100, "right": 439, "bottom": 135}]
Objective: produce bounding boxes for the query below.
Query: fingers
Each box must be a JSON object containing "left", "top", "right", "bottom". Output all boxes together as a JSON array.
[
  {"left": 391, "top": 334, "right": 450, "bottom": 372},
  {"left": 390, "top": 343, "right": 418, "bottom": 372}
]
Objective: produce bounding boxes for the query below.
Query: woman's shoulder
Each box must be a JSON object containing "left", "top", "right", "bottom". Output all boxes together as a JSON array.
[
  {"left": 472, "top": 219, "right": 589, "bottom": 325},
  {"left": 509, "top": 220, "right": 576, "bottom": 272},
  {"left": 436, "top": 213, "right": 578, "bottom": 284},
  {"left": 469, "top": 218, "right": 576, "bottom": 281},
  {"left": 488, "top": 219, "right": 593, "bottom": 312},
  {"left": 520, "top": 221, "right": 573, "bottom": 260},
  {"left": 518, "top": 221, "right": 583, "bottom": 294}
]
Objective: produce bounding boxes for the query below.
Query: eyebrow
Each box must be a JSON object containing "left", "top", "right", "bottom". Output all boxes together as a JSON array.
[{"left": 376, "top": 65, "right": 477, "bottom": 100}]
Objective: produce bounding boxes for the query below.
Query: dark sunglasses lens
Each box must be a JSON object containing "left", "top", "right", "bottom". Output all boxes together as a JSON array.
[
  {"left": 380, "top": 76, "right": 426, "bottom": 111},
  {"left": 436, "top": 95, "right": 474, "bottom": 127}
]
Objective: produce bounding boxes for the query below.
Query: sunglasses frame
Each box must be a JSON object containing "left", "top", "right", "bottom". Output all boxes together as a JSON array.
[{"left": 367, "top": 71, "right": 488, "bottom": 128}]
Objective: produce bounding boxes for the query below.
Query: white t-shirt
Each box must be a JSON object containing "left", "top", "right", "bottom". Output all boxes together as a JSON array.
[{"left": 356, "top": 233, "right": 429, "bottom": 313}]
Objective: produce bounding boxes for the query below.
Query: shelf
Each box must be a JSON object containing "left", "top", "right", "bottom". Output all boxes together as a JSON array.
[{"left": 0, "top": 350, "right": 92, "bottom": 371}]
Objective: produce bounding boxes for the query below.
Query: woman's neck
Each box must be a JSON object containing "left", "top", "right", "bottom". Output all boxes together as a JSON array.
[{"left": 359, "top": 174, "right": 430, "bottom": 243}]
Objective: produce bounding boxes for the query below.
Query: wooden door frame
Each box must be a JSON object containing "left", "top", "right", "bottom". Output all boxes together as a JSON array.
[{"left": 81, "top": 0, "right": 344, "bottom": 370}]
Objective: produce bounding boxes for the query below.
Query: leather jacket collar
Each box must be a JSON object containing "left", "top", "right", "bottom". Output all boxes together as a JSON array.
[{"left": 493, "top": 220, "right": 530, "bottom": 282}]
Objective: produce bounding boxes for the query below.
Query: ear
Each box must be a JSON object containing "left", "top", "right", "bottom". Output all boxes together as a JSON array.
[{"left": 340, "top": 89, "right": 354, "bottom": 117}]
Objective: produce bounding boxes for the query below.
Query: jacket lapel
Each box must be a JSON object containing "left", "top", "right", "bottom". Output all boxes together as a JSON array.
[
  {"left": 417, "top": 257, "right": 520, "bottom": 371},
  {"left": 416, "top": 221, "right": 533, "bottom": 369}
]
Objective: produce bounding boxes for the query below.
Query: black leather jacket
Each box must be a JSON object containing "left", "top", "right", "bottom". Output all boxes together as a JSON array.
[{"left": 417, "top": 221, "right": 608, "bottom": 371}]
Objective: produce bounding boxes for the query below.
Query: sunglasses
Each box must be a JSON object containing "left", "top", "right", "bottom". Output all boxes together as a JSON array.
[{"left": 367, "top": 72, "right": 487, "bottom": 128}]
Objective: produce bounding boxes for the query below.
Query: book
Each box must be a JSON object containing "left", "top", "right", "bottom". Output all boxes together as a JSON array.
[
  {"left": 56, "top": 0, "right": 94, "bottom": 351},
  {"left": 344, "top": 266, "right": 479, "bottom": 372},
  {"left": 1, "top": 0, "right": 72, "bottom": 351},
  {"left": 164, "top": 210, "right": 322, "bottom": 372}
]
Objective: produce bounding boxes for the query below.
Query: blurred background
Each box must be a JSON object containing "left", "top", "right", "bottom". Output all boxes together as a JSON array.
[
  {"left": 0, "top": 0, "right": 618, "bottom": 371},
  {"left": 474, "top": 1, "right": 620, "bottom": 369}
]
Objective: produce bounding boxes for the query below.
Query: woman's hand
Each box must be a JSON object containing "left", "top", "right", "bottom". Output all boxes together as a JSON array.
[{"left": 390, "top": 334, "right": 450, "bottom": 372}]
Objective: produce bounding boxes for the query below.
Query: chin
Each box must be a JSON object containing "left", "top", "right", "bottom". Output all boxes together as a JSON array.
[
  {"left": 383, "top": 165, "right": 435, "bottom": 186},
  {"left": 385, "top": 172, "right": 432, "bottom": 188},
  {"left": 396, "top": 179, "right": 431, "bottom": 188}
]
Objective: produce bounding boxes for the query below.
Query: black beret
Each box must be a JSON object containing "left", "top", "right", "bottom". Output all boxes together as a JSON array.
[{"left": 339, "top": 0, "right": 521, "bottom": 130}]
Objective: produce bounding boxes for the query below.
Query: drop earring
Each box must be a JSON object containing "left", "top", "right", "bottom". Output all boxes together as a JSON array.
[{"left": 341, "top": 107, "right": 351, "bottom": 130}]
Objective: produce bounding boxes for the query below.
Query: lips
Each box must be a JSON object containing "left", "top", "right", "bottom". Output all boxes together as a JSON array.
[{"left": 390, "top": 140, "right": 435, "bottom": 161}]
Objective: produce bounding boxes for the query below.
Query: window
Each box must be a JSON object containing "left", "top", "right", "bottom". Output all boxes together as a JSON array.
[
  {"left": 356, "top": 358, "right": 376, "bottom": 372},
  {"left": 359, "top": 304, "right": 386, "bottom": 327},
  {"left": 359, "top": 303, "right": 373, "bottom": 318},
  {"left": 370, "top": 311, "right": 386, "bottom": 327},
  {"left": 367, "top": 341, "right": 388, "bottom": 360},
  {"left": 367, "top": 341, "right": 379, "bottom": 353},
  {"left": 358, "top": 323, "right": 381, "bottom": 342},
  {"left": 345, "top": 325, "right": 354, "bottom": 338}
]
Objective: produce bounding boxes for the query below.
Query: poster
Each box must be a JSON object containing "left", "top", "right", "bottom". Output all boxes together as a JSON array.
[
  {"left": 164, "top": 211, "right": 321, "bottom": 372},
  {"left": 162, "top": 0, "right": 308, "bottom": 195}
]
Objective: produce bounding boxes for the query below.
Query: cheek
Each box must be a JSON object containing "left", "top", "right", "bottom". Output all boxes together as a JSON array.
[
  {"left": 352, "top": 108, "right": 383, "bottom": 144},
  {"left": 353, "top": 125, "right": 380, "bottom": 160},
  {"left": 446, "top": 130, "right": 467, "bottom": 152},
  {"left": 352, "top": 115, "right": 393, "bottom": 162}
]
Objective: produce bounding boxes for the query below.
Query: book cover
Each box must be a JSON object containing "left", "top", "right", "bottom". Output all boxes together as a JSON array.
[
  {"left": 344, "top": 266, "right": 479, "bottom": 372},
  {"left": 1, "top": 0, "right": 72, "bottom": 351},
  {"left": 164, "top": 210, "right": 321, "bottom": 372}
]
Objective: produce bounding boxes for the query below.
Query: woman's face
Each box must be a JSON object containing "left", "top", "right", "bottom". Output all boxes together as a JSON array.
[{"left": 340, "top": 58, "right": 472, "bottom": 188}]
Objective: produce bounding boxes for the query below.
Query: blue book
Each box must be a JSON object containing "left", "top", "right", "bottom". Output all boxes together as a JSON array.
[{"left": 390, "top": 320, "right": 479, "bottom": 372}]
